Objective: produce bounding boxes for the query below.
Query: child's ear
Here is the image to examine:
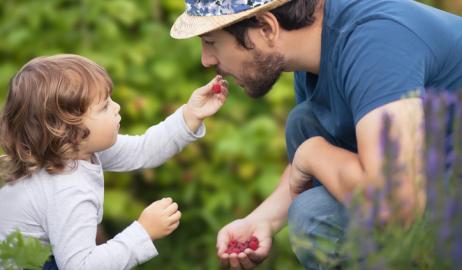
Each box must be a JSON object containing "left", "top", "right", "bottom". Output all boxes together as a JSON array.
[{"left": 255, "top": 12, "right": 280, "bottom": 47}]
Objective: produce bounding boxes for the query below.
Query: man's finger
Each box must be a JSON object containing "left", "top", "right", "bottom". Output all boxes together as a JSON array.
[
  {"left": 246, "top": 250, "right": 265, "bottom": 264},
  {"left": 216, "top": 232, "right": 230, "bottom": 254},
  {"left": 238, "top": 252, "right": 257, "bottom": 269},
  {"left": 219, "top": 254, "right": 230, "bottom": 269},
  {"left": 229, "top": 254, "right": 242, "bottom": 270}
]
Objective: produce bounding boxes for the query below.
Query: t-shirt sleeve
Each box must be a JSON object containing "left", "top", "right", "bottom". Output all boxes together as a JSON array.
[
  {"left": 47, "top": 176, "right": 157, "bottom": 269},
  {"left": 339, "top": 20, "right": 433, "bottom": 124}
]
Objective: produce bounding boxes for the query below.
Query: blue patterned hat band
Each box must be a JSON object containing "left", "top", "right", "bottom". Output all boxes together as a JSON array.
[
  {"left": 171, "top": 0, "right": 291, "bottom": 39},
  {"left": 186, "top": 0, "right": 278, "bottom": 16}
]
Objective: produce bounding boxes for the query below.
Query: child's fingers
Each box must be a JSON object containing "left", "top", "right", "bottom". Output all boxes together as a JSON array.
[
  {"left": 213, "top": 79, "right": 229, "bottom": 98},
  {"left": 204, "top": 75, "right": 227, "bottom": 94},
  {"left": 207, "top": 75, "right": 222, "bottom": 88},
  {"left": 213, "top": 85, "right": 228, "bottom": 103},
  {"left": 151, "top": 197, "right": 173, "bottom": 208},
  {"left": 158, "top": 197, "right": 173, "bottom": 207},
  {"left": 219, "top": 78, "right": 229, "bottom": 88},
  {"left": 165, "top": 202, "right": 179, "bottom": 215},
  {"left": 216, "top": 77, "right": 228, "bottom": 91},
  {"left": 213, "top": 74, "right": 223, "bottom": 84},
  {"left": 169, "top": 211, "right": 182, "bottom": 223},
  {"left": 169, "top": 220, "right": 180, "bottom": 231},
  {"left": 219, "top": 85, "right": 229, "bottom": 97}
]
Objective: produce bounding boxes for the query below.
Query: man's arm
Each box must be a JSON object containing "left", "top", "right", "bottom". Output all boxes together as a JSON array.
[
  {"left": 247, "top": 164, "right": 293, "bottom": 233},
  {"left": 291, "top": 98, "right": 425, "bottom": 222}
]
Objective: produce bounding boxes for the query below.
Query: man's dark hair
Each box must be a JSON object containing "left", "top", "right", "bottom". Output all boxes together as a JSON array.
[{"left": 224, "top": 0, "right": 320, "bottom": 49}]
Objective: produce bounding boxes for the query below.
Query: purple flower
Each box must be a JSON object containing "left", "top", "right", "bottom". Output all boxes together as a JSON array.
[{"left": 453, "top": 236, "right": 462, "bottom": 264}]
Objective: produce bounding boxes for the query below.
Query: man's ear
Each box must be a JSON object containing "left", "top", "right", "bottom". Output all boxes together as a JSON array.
[{"left": 254, "top": 12, "right": 280, "bottom": 47}]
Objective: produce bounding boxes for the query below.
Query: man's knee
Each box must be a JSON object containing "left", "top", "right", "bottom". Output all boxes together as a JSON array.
[
  {"left": 288, "top": 187, "right": 346, "bottom": 230},
  {"left": 288, "top": 187, "right": 348, "bottom": 269}
]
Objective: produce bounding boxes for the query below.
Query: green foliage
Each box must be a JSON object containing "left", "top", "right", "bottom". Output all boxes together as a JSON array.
[{"left": 0, "top": 231, "right": 51, "bottom": 270}]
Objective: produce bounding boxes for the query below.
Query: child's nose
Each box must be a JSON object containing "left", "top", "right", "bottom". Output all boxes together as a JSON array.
[{"left": 113, "top": 101, "right": 121, "bottom": 114}]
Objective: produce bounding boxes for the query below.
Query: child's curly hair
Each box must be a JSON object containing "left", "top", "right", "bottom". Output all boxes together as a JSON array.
[{"left": 0, "top": 54, "right": 113, "bottom": 182}]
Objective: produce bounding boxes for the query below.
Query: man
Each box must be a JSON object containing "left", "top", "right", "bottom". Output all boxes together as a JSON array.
[{"left": 171, "top": 0, "right": 462, "bottom": 269}]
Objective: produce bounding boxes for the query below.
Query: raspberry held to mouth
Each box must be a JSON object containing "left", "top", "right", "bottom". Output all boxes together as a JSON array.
[{"left": 212, "top": 83, "right": 221, "bottom": 94}]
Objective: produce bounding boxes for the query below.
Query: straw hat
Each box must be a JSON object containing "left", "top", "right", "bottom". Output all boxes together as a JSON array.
[{"left": 171, "top": 0, "right": 291, "bottom": 39}]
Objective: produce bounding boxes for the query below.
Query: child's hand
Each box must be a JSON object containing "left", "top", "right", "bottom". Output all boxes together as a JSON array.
[
  {"left": 183, "top": 75, "right": 228, "bottom": 132},
  {"left": 138, "top": 197, "right": 181, "bottom": 240}
]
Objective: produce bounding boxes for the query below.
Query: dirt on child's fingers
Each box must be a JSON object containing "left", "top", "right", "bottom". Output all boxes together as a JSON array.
[{"left": 213, "top": 74, "right": 223, "bottom": 82}]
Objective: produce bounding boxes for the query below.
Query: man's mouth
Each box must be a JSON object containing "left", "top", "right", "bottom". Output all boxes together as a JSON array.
[
  {"left": 217, "top": 70, "right": 246, "bottom": 88},
  {"left": 216, "top": 67, "right": 230, "bottom": 77}
]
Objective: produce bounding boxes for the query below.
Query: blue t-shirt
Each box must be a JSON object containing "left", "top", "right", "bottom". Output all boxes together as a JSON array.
[{"left": 294, "top": 0, "right": 462, "bottom": 153}]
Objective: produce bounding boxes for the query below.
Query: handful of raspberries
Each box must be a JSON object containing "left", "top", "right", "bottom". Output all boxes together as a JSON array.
[{"left": 225, "top": 236, "right": 259, "bottom": 254}]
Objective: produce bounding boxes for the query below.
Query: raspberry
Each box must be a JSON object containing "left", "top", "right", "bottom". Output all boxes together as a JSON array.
[
  {"left": 212, "top": 83, "right": 221, "bottom": 94},
  {"left": 248, "top": 240, "right": 259, "bottom": 250},
  {"left": 229, "top": 240, "right": 238, "bottom": 247}
]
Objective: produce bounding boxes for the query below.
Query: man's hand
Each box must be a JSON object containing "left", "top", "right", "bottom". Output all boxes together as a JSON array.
[
  {"left": 288, "top": 137, "right": 322, "bottom": 198},
  {"left": 217, "top": 218, "right": 272, "bottom": 270}
]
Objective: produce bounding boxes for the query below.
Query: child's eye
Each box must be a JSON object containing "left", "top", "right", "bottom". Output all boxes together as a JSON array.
[{"left": 101, "top": 102, "right": 109, "bottom": 111}]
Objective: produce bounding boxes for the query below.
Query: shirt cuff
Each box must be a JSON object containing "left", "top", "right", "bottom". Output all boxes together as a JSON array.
[
  {"left": 178, "top": 105, "right": 206, "bottom": 138},
  {"left": 123, "top": 221, "right": 158, "bottom": 264}
]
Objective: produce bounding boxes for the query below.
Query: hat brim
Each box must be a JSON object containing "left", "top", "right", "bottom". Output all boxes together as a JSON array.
[{"left": 170, "top": 0, "right": 291, "bottom": 39}]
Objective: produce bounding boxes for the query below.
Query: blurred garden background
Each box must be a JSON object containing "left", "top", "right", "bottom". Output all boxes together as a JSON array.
[{"left": 0, "top": 0, "right": 461, "bottom": 269}]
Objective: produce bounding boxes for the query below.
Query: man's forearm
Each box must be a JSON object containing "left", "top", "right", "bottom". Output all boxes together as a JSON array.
[
  {"left": 295, "top": 136, "right": 425, "bottom": 222},
  {"left": 247, "top": 165, "right": 292, "bottom": 234},
  {"left": 294, "top": 137, "right": 368, "bottom": 203}
]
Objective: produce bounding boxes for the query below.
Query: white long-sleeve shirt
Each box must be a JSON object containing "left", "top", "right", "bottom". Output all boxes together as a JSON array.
[{"left": 0, "top": 106, "right": 205, "bottom": 269}]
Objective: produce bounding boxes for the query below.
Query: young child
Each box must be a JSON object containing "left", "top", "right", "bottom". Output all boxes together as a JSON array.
[{"left": 0, "top": 54, "right": 228, "bottom": 269}]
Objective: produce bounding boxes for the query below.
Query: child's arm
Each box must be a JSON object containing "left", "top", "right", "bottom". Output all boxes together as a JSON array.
[
  {"left": 47, "top": 175, "right": 158, "bottom": 269},
  {"left": 99, "top": 75, "right": 228, "bottom": 171}
]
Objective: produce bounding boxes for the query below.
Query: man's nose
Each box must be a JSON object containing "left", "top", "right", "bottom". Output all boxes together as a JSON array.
[{"left": 201, "top": 47, "right": 218, "bottom": 68}]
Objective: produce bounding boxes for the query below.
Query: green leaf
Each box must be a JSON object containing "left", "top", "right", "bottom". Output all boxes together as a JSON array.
[{"left": 0, "top": 230, "right": 51, "bottom": 270}]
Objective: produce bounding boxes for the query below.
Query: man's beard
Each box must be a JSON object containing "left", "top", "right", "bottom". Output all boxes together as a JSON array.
[{"left": 240, "top": 49, "right": 285, "bottom": 99}]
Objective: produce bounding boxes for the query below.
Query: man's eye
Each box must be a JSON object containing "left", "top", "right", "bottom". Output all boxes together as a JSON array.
[{"left": 204, "top": 40, "right": 215, "bottom": 46}]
